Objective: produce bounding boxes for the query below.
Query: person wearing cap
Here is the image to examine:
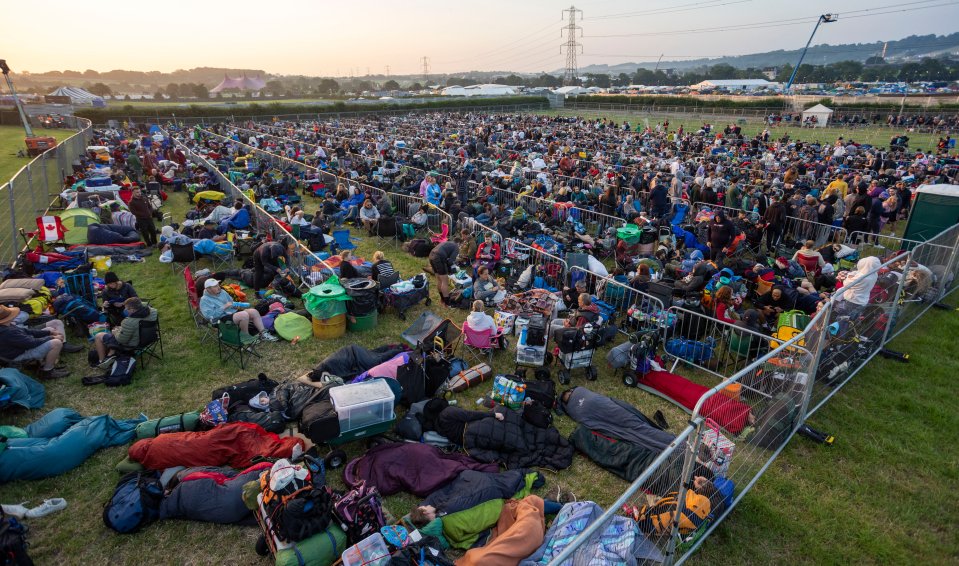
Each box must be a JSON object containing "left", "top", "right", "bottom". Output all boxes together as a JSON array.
[
  {"left": 0, "top": 305, "right": 72, "bottom": 379},
  {"left": 90, "top": 297, "right": 157, "bottom": 368},
  {"left": 197, "top": 219, "right": 219, "bottom": 240},
  {"left": 110, "top": 202, "right": 137, "bottom": 228},
  {"left": 199, "top": 279, "right": 278, "bottom": 344},
  {"left": 100, "top": 272, "right": 138, "bottom": 326}
]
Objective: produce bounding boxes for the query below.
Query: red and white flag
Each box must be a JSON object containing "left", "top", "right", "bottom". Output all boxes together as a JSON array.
[{"left": 37, "top": 215, "right": 65, "bottom": 242}]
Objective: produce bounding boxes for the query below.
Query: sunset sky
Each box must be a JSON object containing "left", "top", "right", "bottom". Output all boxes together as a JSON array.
[{"left": 6, "top": 0, "right": 959, "bottom": 76}]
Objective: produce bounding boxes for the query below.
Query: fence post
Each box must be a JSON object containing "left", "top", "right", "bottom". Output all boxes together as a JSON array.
[
  {"left": 664, "top": 420, "right": 705, "bottom": 565},
  {"left": 6, "top": 181, "right": 18, "bottom": 261},
  {"left": 936, "top": 230, "right": 959, "bottom": 302},
  {"left": 40, "top": 153, "right": 50, "bottom": 201}
]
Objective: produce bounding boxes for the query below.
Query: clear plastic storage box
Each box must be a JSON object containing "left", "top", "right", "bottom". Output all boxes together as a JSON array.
[
  {"left": 341, "top": 532, "right": 390, "bottom": 566},
  {"left": 330, "top": 379, "right": 395, "bottom": 433}
]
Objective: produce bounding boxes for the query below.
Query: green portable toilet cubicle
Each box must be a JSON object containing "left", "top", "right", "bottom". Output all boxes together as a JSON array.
[{"left": 903, "top": 184, "right": 959, "bottom": 244}]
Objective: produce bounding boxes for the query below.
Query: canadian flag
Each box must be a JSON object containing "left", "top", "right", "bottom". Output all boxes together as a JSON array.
[{"left": 37, "top": 215, "right": 65, "bottom": 242}]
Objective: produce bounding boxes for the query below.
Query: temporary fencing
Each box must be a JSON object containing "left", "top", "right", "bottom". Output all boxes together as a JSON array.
[
  {"left": 567, "top": 266, "right": 667, "bottom": 338},
  {"left": 550, "top": 221, "right": 959, "bottom": 564},
  {"left": 503, "top": 239, "right": 568, "bottom": 293}
]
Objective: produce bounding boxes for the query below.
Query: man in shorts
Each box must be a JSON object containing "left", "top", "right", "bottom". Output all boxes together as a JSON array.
[
  {"left": 0, "top": 305, "right": 75, "bottom": 379},
  {"left": 428, "top": 240, "right": 460, "bottom": 306}
]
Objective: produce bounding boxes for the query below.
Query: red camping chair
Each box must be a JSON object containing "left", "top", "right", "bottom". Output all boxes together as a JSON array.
[{"left": 430, "top": 223, "right": 450, "bottom": 244}]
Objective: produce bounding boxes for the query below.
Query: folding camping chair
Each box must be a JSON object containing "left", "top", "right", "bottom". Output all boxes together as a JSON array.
[
  {"left": 170, "top": 242, "right": 197, "bottom": 274},
  {"left": 458, "top": 320, "right": 506, "bottom": 366},
  {"left": 183, "top": 266, "right": 215, "bottom": 343},
  {"left": 113, "top": 317, "right": 164, "bottom": 370},
  {"left": 430, "top": 223, "right": 450, "bottom": 245},
  {"left": 331, "top": 229, "right": 358, "bottom": 253},
  {"left": 216, "top": 320, "right": 261, "bottom": 369}
]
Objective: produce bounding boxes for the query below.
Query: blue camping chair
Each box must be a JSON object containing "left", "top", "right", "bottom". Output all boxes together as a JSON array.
[{"left": 331, "top": 229, "right": 358, "bottom": 253}]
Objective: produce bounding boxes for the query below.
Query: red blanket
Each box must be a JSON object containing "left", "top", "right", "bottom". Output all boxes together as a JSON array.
[
  {"left": 128, "top": 422, "right": 303, "bottom": 469},
  {"left": 639, "top": 370, "right": 752, "bottom": 434}
]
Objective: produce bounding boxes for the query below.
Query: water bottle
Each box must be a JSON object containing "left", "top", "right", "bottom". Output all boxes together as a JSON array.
[
  {"left": 91, "top": 268, "right": 98, "bottom": 279},
  {"left": 234, "top": 302, "right": 250, "bottom": 308},
  {"left": 520, "top": 326, "right": 528, "bottom": 346}
]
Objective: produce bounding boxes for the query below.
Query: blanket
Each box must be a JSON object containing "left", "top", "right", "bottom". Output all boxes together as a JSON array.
[
  {"left": 159, "top": 462, "right": 271, "bottom": 524},
  {"left": 560, "top": 387, "right": 675, "bottom": 453},
  {"left": 569, "top": 426, "right": 666, "bottom": 483},
  {"left": 457, "top": 496, "right": 546, "bottom": 566},
  {"left": 128, "top": 422, "right": 303, "bottom": 470},
  {"left": 343, "top": 442, "right": 498, "bottom": 497},
  {"left": 639, "top": 370, "right": 752, "bottom": 435},
  {"left": 309, "top": 344, "right": 407, "bottom": 380},
  {"left": 0, "top": 408, "right": 144, "bottom": 483}
]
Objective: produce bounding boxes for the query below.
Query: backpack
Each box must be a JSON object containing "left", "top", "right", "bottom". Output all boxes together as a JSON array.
[
  {"left": 103, "top": 471, "right": 164, "bottom": 534},
  {"left": 0, "top": 509, "right": 33, "bottom": 566},
  {"left": 332, "top": 480, "right": 386, "bottom": 545},
  {"left": 105, "top": 356, "right": 137, "bottom": 387},
  {"left": 53, "top": 295, "right": 103, "bottom": 325},
  {"left": 635, "top": 490, "right": 711, "bottom": 535},
  {"left": 523, "top": 373, "right": 556, "bottom": 409},
  {"left": 447, "top": 288, "right": 470, "bottom": 309},
  {"left": 522, "top": 401, "right": 553, "bottom": 429}
]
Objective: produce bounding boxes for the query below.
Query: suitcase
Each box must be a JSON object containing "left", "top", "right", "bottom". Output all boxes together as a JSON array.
[
  {"left": 446, "top": 363, "right": 493, "bottom": 393},
  {"left": 300, "top": 398, "right": 340, "bottom": 444}
]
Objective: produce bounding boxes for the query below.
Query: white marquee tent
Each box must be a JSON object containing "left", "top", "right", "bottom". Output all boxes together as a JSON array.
[
  {"left": 801, "top": 104, "right": 833, "bottom": 128},
  {"left": 47, "top": 87, "right": 105, "bottom": 106}
]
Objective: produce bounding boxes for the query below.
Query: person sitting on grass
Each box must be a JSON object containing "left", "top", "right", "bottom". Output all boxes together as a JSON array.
[
  {"left": 411, "top": 204, "right": 430, "bottom": 229},
  {"left": 0, "top": 305, "right": 75, "bottom": 379},
  {"left": 338, "top": 250, "right": 360, "bottom": 279},
  {"left": 473, "top": 233, "right": 501, "bottom": 273},
  {"left": 370, "top": 251, "right": 398, "bottom": 287},
  {"left": 456, "top": 230, "right": 478, "bottom": 266},
  {"left": 199, "top": 278, "right": 278, "bottom": 344},
  {"left": 89, "top": 297, "right": 157, "bottom": 368},
  {"left": 472, "top": 266, "right": 505, "bottom": 305},
  {"left": 359, "top": 198, "right": 381, "bottom": 232}
]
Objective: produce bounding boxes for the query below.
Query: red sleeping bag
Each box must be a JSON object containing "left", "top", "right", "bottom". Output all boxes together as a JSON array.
[
  {"left": 128, "top": 422, "right": 303, "bottom": 469},
  {"left": 639, "top": 370, "right": 752, "bottom": 435}
]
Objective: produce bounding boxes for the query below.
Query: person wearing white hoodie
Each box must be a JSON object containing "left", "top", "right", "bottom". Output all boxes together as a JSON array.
[
  {"left": 465, "top": 301, "right": 496, "bottom": 333},
  {"left": 835, "top": 256, "right": 881, "bottom": 313}
]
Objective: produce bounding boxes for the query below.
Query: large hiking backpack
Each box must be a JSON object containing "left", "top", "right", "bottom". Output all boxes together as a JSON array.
[
  {"left": 103, "top": 471, "right": 164, "bottom": 534},
  {"left": 635, "top": 490, "right": 711, "bottom": 535}
]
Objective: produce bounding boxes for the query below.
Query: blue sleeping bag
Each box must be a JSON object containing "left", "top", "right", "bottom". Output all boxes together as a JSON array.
[
  {"left": 0, "top": 368, "right": 45, "bottom": 410},
  {"left": 0, "top": 408, "right": 144, "bottom": 482},
  {"left": 87, "top": 223, "right": 141, "bottom": 245}
]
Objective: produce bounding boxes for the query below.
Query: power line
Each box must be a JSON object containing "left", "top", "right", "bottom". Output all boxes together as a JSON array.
[
  {"left": 562, "top": 5, "right": 584, "bottom": 85},
  {"left": 586, "top": 0, "right": 753, "bottom": 21}
]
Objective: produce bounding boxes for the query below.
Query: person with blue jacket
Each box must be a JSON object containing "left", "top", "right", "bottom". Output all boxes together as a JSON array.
[
  {"left": 199, "top": 279, "right": 278, "bottom": 344},
  {"left": 426, "top": 180, "right": 442, "bottom": 207},
  {"left": 217, "top": 201, "right": 250, "bottom": 234}
]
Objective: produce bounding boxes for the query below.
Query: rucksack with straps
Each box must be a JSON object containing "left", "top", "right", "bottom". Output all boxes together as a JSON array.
[
  {"left": 636, "top": 490, "right": 711, "bottom": 535},
  {"left": 105, "top": 356, "right": 137, "bottom": 387},
  {"left": 103, "top": 471, "right": 164, "bottom": 534},
  {"left": 332, "top": 480, "right": 386, "bottom": 545},
  {"left": 0, "top": 508, "right": 33, "bottom": 566}
]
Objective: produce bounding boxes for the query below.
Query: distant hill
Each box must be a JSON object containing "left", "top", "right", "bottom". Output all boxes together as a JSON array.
[
  {"left": 21, "top": 67, "right": 269, "bottom": 88},
  {"left": 575, "top": 33, "right": 959, "bottom": 75}
]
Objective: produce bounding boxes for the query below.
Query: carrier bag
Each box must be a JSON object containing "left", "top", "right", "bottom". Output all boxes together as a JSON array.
[
  {"left": 491, "top": 375, "right": 526, "bottom": 410},
  {"left": 776, "top": 309, "right": 811, "bottom": 331},
  {"left": 699, "top": 418, "right": 735, "bottom": 476}
]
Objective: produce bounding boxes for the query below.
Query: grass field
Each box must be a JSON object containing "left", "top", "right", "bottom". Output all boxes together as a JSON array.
[
  {"left": 0, "top": 120, "right": 955, "bottom": 564},
  {"left": 0, "top": 126, "right": 79, "bottom": 187},
  {"left": 537, "top": 109, "right": 945, "bottom": 154}
]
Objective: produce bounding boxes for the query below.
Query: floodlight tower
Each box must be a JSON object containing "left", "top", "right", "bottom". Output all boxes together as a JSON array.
[{"left": 785, "top": 14, "right": 838, "bottom": 93}]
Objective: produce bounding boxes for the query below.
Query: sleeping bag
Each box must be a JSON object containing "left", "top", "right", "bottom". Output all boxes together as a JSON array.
[
  {"left": 87, "top": 223, "right": 141, "bottom": 245},
  {"left": 569, "top": 426, "right": 669, "bottom": 482},
  {"left": 424, "top": 469, "right": 543, "bottom": 516},
  {"left": 158, "top": 462, "right": 271, "bottom": 524},
  {"left": 560, "top": 387, "right": 675, "bottom": 453},
  {"left": 128, "top": 422, "right": 304, "bottom": 470},
  {"left": 0, "top": 368, "right": 45, "bottom": 410},
  {"left": 309, "top": 344, "right": 407, "bottom": 380},
  {"left": 343, "top": 442, "right": 499, "bottom": 497},
  {"left": 638, "top": 370, "right": 752, "bottom": 435},
  {"left": 457, "top": 495, "right": 546, "bottom": 566},
  {"left": 0, "top": 408, "right": 145, "bottom": 483},
  {"left": 352, "top": 352, "right": 409, "bottom": 382},
  {"left": 520, "top": 501, "right": 663, "bottom": 565}
]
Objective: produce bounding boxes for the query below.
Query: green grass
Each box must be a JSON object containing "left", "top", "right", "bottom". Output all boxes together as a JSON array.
[
  {"left": 0, "top": 126, "right": 78, "bottom": 187},
  {"left": 536, "top": 109, "right": 944, "bottom": 153},
  {"left": 0, "top": 175, "right": 955, "bottom": 564}
]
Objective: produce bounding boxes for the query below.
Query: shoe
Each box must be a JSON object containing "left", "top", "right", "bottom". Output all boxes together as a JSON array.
[
  {"left": 653, "top": 410, "right": 670, "bottom": 431},
  {"left": 97, "top": 355, "right": 116, "bottom": 370},
  {"left": 1, "top": 503, "right": 29, "bottom": 519},
  {"left": 40, "top": 367, "right": 71, "bottom": 380},
  {"left": 62, "top": 342, "right": 84, "bottom": 353},
  {"left": 24, "top": 498, "right": 67, "bottom": 518},
  {"left": 259, "top": 331, "right": 279, "bottom": 342},
  {"left": 239, "top": 332, "right": 258, "bottom": 345}
]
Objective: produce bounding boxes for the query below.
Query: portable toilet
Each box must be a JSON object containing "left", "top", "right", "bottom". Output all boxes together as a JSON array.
[{"left": 902, "top": 184, "right": 959, "bottom": 243}]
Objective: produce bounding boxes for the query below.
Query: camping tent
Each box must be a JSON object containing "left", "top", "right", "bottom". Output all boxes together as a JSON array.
[
  {"left": 59, "top": 208, "right": 100, "bottom": 245},
  {"left": 47, "top": 87, "right": 106, "bottom": 107},
  {"left": 801, "top": 104, "right": 833, "bottom": 128}
]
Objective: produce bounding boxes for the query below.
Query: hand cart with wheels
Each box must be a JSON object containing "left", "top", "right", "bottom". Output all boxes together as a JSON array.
[{"left": 556, "top": 325, "right": 600, "bottom": 385}]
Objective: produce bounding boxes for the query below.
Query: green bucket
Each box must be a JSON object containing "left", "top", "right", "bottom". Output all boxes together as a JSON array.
[{"left": 347, "top": 311, "right": 378, "bottom": 332}]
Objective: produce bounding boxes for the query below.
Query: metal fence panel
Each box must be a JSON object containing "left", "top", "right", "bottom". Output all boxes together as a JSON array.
[
  {"left": 888, "top": 224, "right": 959, "bottom": 339},
  {"left": 503, "top": 238, "right": 568, "bottom": 292}
]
